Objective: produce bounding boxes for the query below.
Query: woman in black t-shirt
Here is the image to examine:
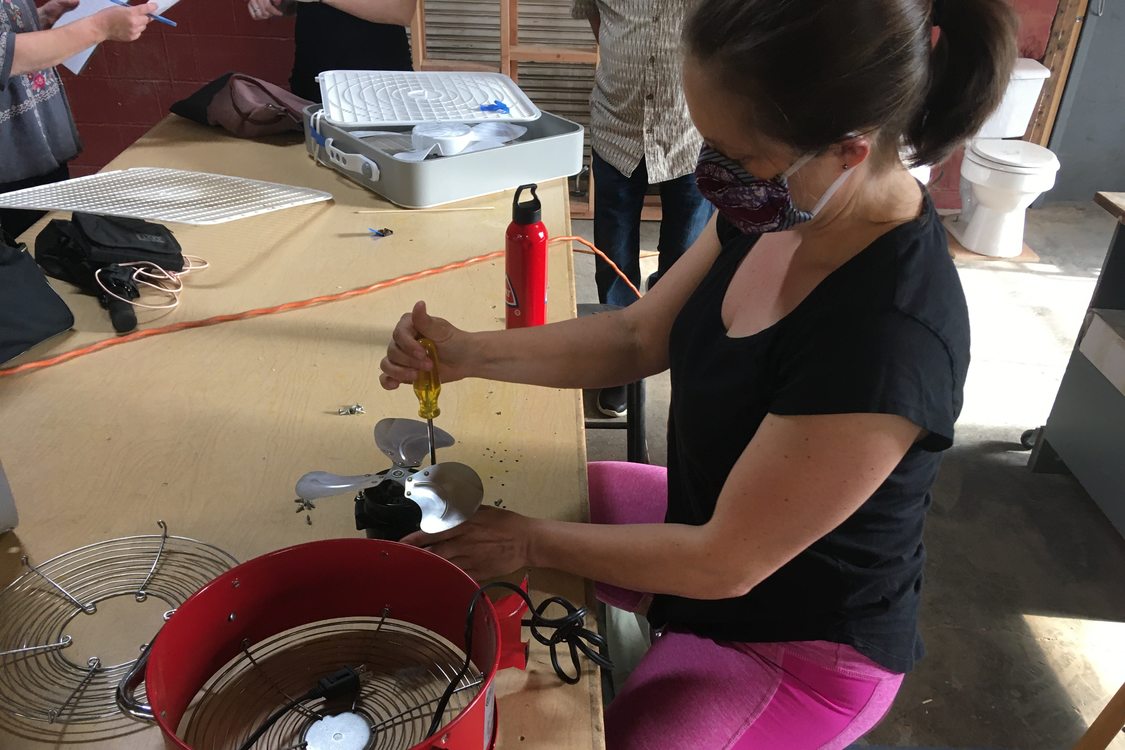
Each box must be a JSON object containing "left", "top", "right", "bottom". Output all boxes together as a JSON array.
[
  {"left": 380, "top": 0, "right": 1018, "bottom": 746},
  {"left": 245, "top": 0, "right": 413, "bottom": 102}
]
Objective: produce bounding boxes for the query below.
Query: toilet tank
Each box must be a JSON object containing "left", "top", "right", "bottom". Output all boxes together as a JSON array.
[{"left": 977, "top": 58, "right": 1051, "bottom": 138}]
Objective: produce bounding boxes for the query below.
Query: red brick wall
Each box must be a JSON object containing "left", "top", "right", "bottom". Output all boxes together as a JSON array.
[
  {"left": 61, "top": 0, "right": 296, "bottom": 177},
  {"left": 59, "top": 0, "right": 1063, "bottom": 203}
]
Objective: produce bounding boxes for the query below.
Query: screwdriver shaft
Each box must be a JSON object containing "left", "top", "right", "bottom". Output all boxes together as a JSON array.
[{"left": 427, "top": 418, "right": 436, "bottom": 466}]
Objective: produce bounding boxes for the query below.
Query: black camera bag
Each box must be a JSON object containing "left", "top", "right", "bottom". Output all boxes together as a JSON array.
[{"left": 36, "top": 213, "right": 183, "bottom": 281}]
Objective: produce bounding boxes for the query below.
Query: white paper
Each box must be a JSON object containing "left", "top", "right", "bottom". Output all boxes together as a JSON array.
[{"left": 51, "top": 0, "right": 181, "bottom": 75}]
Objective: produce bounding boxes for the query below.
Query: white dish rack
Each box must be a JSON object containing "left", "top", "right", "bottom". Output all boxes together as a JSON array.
[
  {"left": 0, "top": 168, "right": 332, "bottom": 225},
  {"left": 317, "top": 71, "right": 541, "bottom": 127}
]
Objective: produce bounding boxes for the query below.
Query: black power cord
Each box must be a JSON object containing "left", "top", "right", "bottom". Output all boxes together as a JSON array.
[
  {"left": 425, "top": 581, "right": 614, "bottom": 739},
  {"left": 237, "top": 666, "right": 362, "bottom": 750},
  {"left": 96, "top": 264, "right": 140, "bottom": 333}
]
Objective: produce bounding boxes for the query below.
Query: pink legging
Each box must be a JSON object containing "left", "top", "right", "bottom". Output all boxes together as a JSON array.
[{"left": 588, "top": 461, "right": 904, "bottom": 750}]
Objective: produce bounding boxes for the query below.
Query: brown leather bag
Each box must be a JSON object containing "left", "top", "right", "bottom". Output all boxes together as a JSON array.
[{"left": 205, "top": 74, "right": 313, "bottom": 138}]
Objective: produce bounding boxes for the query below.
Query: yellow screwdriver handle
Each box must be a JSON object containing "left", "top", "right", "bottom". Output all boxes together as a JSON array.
[{"left": 413, "top": 337, "right": 441, "bottom": 420}]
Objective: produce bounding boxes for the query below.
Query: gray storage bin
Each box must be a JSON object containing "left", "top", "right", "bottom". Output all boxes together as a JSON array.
[{"left": 303, "top": 106, "right": 584, "bottom": 208}]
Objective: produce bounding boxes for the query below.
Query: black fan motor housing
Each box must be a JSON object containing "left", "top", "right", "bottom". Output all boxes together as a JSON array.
[{"left": 355, "top": 472, "right": 422, "bottom": 541}]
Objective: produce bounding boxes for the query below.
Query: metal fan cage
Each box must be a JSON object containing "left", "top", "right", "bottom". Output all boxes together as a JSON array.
[
  {"left": 180, "top": 615, "right": 482, "bottom": 750},
  {"left": 0, "top": 523, "right": 238, "bottom": 738}
]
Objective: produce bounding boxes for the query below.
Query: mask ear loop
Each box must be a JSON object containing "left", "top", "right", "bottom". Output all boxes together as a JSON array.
[
  {"left": 779, "top": 152, "right": 817, "bottom": 180},
  {"left": 809, "top": 166, "right": 855, "bottom": 217}
]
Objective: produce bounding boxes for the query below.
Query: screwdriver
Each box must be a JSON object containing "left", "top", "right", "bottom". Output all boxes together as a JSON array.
[{"left": 413, "top": 337, "right": 441, "bottom": 466}]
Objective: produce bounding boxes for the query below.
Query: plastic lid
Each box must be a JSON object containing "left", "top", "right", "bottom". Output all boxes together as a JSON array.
[
  {"left": 970, "top": 139, "right": 1060, "bottom": 171},
  {"left": 512, "top": 184, "right": 541, "bottom": 224},
  {"left": 317, "top": 71, "right": 542, "bottom": 127},
  {"left": 1012, "top": 58, "right": 1051, "bottom": 80}
]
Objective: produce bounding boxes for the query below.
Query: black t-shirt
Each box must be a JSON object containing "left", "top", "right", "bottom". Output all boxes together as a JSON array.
[
  {"left": 290, "top": 4, "right": 413, "bottom": 102},
  {"left": 646, "top": 193, "right": 969, "bottom": 673}
]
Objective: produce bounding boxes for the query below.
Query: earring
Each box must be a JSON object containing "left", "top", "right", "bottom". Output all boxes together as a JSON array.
[{"left": 842, "top": 163, "right": 850, "bottom": 170}]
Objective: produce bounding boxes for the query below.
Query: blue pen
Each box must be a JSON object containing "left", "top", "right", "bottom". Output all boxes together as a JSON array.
[{"left": 106, "top": 0, "right": 177, "bottom": 27}]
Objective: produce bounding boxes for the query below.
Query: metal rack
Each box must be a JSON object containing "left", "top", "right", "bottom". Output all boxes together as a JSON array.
[
  {"left": 0, "top": 523, "right": 237, "bottom": 739},
  {"left": 181, "top": 616, "right": 482, "bottom": 750}
]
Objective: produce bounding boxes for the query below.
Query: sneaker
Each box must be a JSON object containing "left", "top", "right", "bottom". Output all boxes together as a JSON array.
[{"left": 597, "top": 386, "right": 628, "bottom": 418}]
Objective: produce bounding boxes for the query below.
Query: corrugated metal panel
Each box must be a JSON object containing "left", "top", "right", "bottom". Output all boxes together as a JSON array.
[{"left": 410, "top": 1, "right": 596, "bottom": 185}]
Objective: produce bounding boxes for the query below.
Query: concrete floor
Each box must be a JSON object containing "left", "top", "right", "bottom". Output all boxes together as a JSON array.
[{"left": 570, "top": 203, "right": 1125, "bottom": 749}]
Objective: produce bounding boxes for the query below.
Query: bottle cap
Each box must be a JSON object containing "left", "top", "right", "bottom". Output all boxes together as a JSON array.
[{"left": 512, "top": 184, "right": 541, "bottom": 225}]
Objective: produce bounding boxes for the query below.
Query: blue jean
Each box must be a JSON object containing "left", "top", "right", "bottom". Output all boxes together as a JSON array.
[{"left": 592, "top": 150, "right": 713, "bottom": 308}]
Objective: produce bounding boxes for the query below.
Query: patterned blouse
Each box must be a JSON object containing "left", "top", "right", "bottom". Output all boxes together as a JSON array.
[
  {"left": 571, "top": 0, "right": 703, "bottom": 184},
  {"left": 0, "top": 0, "right": 81, "bottom": 184}
]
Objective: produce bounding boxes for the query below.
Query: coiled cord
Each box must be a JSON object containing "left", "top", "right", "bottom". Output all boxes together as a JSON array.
[{"left": 425, "top": 580, "right": 612, "bottom": 738}]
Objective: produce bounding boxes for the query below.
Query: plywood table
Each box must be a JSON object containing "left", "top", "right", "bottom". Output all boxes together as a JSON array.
[{"left": 0, "top": 118, "right": 603, "bottom": 749}]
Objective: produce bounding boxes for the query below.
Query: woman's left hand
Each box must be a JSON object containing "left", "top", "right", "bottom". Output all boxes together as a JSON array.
[
  {"left": 400, "top": 507, "right": 535, "bottom": 581},
  {"left": 246, "top": 0, "right": 282, "bottom": 21},
  {"left": 37, "top": 0, "right": 79, "bottom": 29}
]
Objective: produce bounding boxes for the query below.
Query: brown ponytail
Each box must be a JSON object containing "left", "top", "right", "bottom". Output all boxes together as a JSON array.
[
  {"left": 906, "top": 0, "right": 1019, "bottom": 166},
  {"left": 684, "top": 0, "right": 1019, "bottom": 168}
]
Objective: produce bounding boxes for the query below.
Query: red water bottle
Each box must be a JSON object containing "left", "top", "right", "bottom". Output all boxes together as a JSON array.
[{"left": 505, "top": 184, "right": 548, "bottom": 328}]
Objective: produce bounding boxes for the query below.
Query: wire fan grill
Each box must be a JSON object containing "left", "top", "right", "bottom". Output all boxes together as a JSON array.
[
  {"left": 0, "top": 524, "right": 237, "bottom": 740},
  {"left": 0, "top": 168, "right": 332, "bottom": 225},
  {"left": 318, "top": 71, "right": 540, "bottom": 127},
  {"left": 181, "top": 616, "right": 483, "bottom": 750}
]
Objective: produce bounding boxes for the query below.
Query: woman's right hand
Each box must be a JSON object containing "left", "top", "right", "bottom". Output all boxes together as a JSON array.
[
  {"left": 93, "top": 4, "right": 155, "bottom": 42},
  {"left": 380, "top": 301, "right": 471, "bottom": 390}
]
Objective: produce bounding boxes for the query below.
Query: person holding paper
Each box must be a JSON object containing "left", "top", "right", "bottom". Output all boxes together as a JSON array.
[
  {"left": 245, "top": 0, "right": 413, "bottom": 102},
  {"left": 0, "top": 0, "right": 156, "bottom": 237}
]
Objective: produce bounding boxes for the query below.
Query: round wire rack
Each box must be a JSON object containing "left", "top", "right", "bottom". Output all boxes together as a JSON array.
[
  {"left": 0, "top": 522, "right": 238, "bottom": 740},
  {"left": 181, "top": 615, "right": 483, "bottom": 750}
]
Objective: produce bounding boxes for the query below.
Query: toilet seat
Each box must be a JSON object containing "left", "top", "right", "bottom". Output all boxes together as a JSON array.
[{"left": 967, "top": 138, "right": 1060, "bottom": 175}]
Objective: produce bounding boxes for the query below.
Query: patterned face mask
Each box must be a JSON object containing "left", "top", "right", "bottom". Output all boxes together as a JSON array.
[{"left": 694, "top": 145, "right": 852, "bottom": 235}]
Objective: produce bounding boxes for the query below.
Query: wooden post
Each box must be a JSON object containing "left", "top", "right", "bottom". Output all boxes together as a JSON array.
[
  {"left": 1027, "top": 0, "right": 1091, "bottom": 146},
  {"left": 500, "top": 0, "right": 517, "bottom": 80},
  {"left": 409, "top": 0, "right": 426, "bottom": 71},
  {"left": 1072, "top": 680, "right": 1125, "bottom": 750}
]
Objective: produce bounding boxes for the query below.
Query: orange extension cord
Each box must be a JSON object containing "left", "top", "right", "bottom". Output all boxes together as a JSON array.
[{"left": 0, "top": 236, "right": 640, "bottom": 379}]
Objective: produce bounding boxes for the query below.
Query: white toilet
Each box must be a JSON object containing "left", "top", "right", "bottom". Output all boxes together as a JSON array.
[{"left": 944, "top": 59, "right": 1061, "bottom": 258}]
